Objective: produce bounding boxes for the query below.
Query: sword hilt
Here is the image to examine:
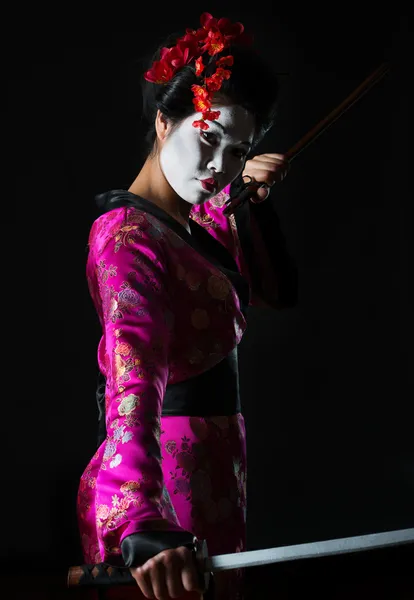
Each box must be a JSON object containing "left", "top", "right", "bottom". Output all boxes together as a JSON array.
[
  {"left": 67, "top": 562, "right": 135, "bottom": 587},
  {"left": 223, "top": 178, "right": 266, "bottom": 216},
  {"left": 67, "top": 537, "right": 211, "bottom": 593}
]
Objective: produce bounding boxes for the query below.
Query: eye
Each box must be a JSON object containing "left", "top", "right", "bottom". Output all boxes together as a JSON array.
[
  {"left": 200, "top": 131, "right": 218, "bottom": 145},
  {"left": 233, "top": 148, "right": 248, "bottom": 160}
]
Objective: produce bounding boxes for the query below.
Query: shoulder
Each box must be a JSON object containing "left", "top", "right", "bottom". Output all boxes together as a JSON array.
[
  {"left": 88, "top": 206, "right": 168, "bottom": 246},
  {"left": 88, "top": 206, "right": 169, "bottom": 260}
]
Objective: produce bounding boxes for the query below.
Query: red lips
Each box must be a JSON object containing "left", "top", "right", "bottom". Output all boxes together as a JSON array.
[{"left": 199, "top": 177, "right": 218, "bottom": 192}]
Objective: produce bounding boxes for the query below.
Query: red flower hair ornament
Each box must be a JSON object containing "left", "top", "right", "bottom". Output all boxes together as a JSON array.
[{"left": 144, "top": 12, "right": 253, "bottom": 130}]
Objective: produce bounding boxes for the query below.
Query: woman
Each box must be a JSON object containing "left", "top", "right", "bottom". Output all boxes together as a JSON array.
[{"left": 77, "top": 12, "right": 297, "bottom": 600}]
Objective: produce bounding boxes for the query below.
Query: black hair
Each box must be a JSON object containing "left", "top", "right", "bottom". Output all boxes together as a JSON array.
[{"left": 141, "top": 31, "right": 279, "bottom": 155}]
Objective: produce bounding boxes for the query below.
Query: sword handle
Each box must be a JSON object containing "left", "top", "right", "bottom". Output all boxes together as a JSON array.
[
  {"left": 223, "top": 180, "right": 265, "bottom": 215},
  {"left": 67, "top": 562, "right": 135, "bottom": 588},
  {"left": 67, "top": 537, "right": 211, "bottom": 593}
]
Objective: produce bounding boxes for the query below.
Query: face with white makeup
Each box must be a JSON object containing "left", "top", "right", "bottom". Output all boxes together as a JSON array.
[{"left": 157, "top": 104, "right": 255, "bottom": 205}]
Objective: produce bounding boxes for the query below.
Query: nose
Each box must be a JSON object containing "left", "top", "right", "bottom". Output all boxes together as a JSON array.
[{"left": 207, "top": 153, "right": 225, "bottom": 175}]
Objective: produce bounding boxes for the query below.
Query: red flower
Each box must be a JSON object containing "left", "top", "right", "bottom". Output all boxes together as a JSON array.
[
  {"left": 195, "top": 56, "right": 204, "bottom": 76},
  {"left": 193, "top": 96, "right": 212, "bottom": 112},
  {"left": 200, "top": 12, "right": 218, "bottom": 31},
  {"left": 146, "top": 11, "right": 253, "bottom": 133},
  {"left": 200, "top": 13, "right": 248, "bottom": 47},
  {"left": 215, "top": 67, "right": 231, "bottom": 80},
  {"left": 183, "top": 27, "right": 208, "bottom": 43},
  {"left": 202, "top": 110, "right": 221, "bottom": 121},
  {"left": 202, "top": 30, "right": 226, "bottom": 56},
  {"left": 191, "top": 84, "right": 209, "bottom": 99},
  {"left": 203, "top": 65, "right": 232, "bottom": 94},
  {"left": 176, "top": 38, "right": 199, "bottom": 64},
  {"left": 160, "top": 40, "right": 198, "bottom": 70},
  {"left": 144, "top": 60, "right": 174, "bottom": 83},
  {"left": 193, "top": 119, "right": 209, "bottom": 130},
  {"left": 217, "top": 17, "right": 244, "bottom": 39},
  {"left": 205, "top": 74, "right": 224, "bottom": 92},
  {"left": 217, "top": 55, "right": 234, "bottom": 67}
]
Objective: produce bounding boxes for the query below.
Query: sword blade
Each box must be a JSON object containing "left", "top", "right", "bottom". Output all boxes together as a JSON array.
[{"left": 204, "top": 528, "right": 414, "bottom": 573}]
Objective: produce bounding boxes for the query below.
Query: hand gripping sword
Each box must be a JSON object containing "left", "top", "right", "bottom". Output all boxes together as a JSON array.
[
  {"left": 67, "top": 527, "right": 414, "bottom": 594},
  {"left": 223, "top": 61, "right": 390, "bottom": 216}
]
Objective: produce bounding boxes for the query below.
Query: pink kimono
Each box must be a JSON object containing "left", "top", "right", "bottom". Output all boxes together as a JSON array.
[{"left": 77, "top": 185, "right": 297, "bottom": 599}]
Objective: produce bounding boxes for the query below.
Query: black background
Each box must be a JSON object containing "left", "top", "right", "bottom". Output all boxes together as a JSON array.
[{"left": 6, "top": 3, "right": 412, "bottom": 578}]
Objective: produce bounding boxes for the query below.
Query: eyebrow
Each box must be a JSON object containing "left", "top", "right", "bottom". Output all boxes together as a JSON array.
[{"left": 211, "top": 121, "right": 252, "bottom": 147}]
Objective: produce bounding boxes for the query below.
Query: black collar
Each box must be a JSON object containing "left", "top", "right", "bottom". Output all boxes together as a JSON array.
[
  {"left": 95, "top": 189, "right": 242, "bottom": 275},
  {"left": 94, "top": 190, "right": 250, "bottom": 312}
]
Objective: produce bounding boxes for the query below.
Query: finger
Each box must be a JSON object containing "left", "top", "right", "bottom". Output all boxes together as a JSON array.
[
  {"left": 248, "top": 158, "right": 289, "bottom": 173},
  {"left": 132, "top": 565, "right": 155, "bottom": 599},
  {"left": 241, "top": 174, "right": 254, "bottom": 183},
  {"left": 180, "top": 554, "right": 202, "bottom": 593},
  {"left": 250, "top": 184, "right": 270, "bottom": 203},
  {"left": 164, "top": 557, "right": 186, "bottom": 599},
  {"left": 253, "top": 153, "right": 286, "bottom": 161},
  {"left": 245, "top": 161, "right": 288, "bottom": 178},
  {"left": 243, "top": 158, "right": 289, "bottom": 172},
  {"left": 149, "top": 561, "right": 169, "bottom": 600},
  {"left": 249, "top": 156, "right": 290, "bottom": 177},
  {"left": 247, "top": 161, "right": 290, "bottom": 184},
  {"left": 243, "top": 168, "right": 280, "bottom": 187}
]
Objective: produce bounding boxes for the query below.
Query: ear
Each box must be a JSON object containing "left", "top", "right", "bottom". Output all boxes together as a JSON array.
[{"left": 155, "top": 110, "right": 171, "bottom": 145}]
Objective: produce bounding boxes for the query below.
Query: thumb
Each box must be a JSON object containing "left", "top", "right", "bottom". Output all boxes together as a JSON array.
[{"left": 250, "top": 183, "right": 270, "bottom": 204}]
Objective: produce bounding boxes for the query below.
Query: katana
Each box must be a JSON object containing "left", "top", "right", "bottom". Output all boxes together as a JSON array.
[{"left": 67, "top": 527, "right": 414, "bottom": 591}]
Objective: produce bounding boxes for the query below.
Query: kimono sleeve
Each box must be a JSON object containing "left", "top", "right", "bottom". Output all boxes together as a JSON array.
[
  {"left": 94, "top": 219, "right": 186, "bottom": 561},
  {"left": 239, "top": 195, "right": 298, "bottom": 309},
  {"left": 191, "top": 183, "right": 298, "bottom": 309}
]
